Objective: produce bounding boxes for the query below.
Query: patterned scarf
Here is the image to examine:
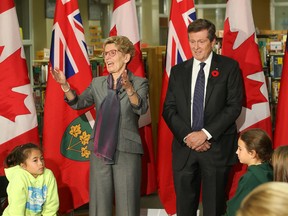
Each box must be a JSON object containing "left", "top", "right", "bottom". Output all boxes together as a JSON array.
[{"left": 94, "top": 73, "right": 121, "bottom": 164}]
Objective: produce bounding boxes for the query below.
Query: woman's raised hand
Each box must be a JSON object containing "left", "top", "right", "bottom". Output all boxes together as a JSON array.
[
  {"left": 50, "top": 67, "right": 67, "bottom": 85},
  {"left": 121, "top": 70, "right": 132, "bottom": 90}
]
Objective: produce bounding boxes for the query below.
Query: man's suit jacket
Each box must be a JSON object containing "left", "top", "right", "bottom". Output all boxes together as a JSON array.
[
  {"left": 67, "top": 70, "right": 149, "bottom": 155},
  {"left": 163, "top": 52, "right": 243, "bottom": 171}
]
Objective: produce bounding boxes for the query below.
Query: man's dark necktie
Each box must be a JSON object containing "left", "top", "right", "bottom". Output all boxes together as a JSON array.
[{"left": 192, "top": 62, "right": 206, "bottom": 131}]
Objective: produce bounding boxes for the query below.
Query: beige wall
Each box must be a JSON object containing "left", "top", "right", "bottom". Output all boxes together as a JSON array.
[
  {"left": 142, "top": 1, "right": 161, "bottom": 45},
  {"left": 32, "top": 0, "right": 46, "bottom": 55},
  {"left": 252, "top": 0, "right": 271, "bottom": 30}
]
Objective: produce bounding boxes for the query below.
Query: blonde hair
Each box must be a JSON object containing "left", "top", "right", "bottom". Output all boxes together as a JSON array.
[
  {"left": 237, "top": 182, "right": 288, "bottom": 216},
  {"left": 103, "top": 35, "right": 135, "bottom": 58}
]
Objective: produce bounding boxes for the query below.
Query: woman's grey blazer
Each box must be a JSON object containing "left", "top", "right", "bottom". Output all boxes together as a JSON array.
[{"left": 66, "top": 70, "right": 149, "bottom": 155}]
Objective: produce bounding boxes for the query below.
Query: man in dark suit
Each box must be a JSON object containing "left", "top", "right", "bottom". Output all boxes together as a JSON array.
[{"left": 162, "top": 19, "right": 243, "bottom": 216}]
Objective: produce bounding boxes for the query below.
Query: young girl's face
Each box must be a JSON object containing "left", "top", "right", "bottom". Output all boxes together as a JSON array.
[
  {"left": 21, "top": 149, "right": 45, "bottom": 178},
  {"left": 236, "top": 138, "right": 253, "bottom": 165}
]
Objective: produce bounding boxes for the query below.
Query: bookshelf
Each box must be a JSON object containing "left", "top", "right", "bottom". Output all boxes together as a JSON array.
[
  {"left": 32, "top": 59, "right": 49, "bottom": 143},
  {"left": 257, "top": 30, "right": 287, "bottom": 130},
  {"left": 32, "top": 60, "right": 48, "bottom": 111}
]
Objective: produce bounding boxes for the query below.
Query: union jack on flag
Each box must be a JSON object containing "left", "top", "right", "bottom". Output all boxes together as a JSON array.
[
  {"left": 50, "top": 5, "right": 90, "bottom": 79},
  {"left": 165, "top": 2, "right": 196, "bottom": 76},
  {"left": 157, "top": 0, "right": 196, "bottom": 214}
]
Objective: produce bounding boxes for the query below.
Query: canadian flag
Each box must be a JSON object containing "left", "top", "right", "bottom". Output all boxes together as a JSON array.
[
  {"left": 0, "top": 0, "right": 39, "bottom": 174},
  {"left": 222, "top": 0, "right": 272, "bottom": 197},
  {"left": 109, "top": 0, "right": 157, "bottom": 195}
]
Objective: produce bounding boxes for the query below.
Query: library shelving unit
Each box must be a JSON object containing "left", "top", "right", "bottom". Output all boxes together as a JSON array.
[
  {"left": 32, "top": 59, "right": 49, "bottom": 142},
  {"left": 257, "top": 30, "right": 287, "bottom": 130}
]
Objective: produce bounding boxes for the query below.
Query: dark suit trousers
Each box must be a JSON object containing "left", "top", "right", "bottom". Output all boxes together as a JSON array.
[{"left": 173, "top": 149, "right": 231, "bottom": 216}]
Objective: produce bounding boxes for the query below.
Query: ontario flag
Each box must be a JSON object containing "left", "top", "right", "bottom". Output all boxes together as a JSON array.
[
  {"left": 274, "top": 32, "right": 288, "bottom": 148},
  {"left": 0, "top": 0, "right": 39, "bottom": 174},
  {"left": 157, "top": 0, "right": 196, "bottom": 214},
  {"left": 43, "top": 0, "right": 94, "bottom": 213},
  {"left": 109, "top": 0, "right": 157, "bottom": 195},
  {"left": 222, "top": 0, "right": 272, "bottom": 198}
]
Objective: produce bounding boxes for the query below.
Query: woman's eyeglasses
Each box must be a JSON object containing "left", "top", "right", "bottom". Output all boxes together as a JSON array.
[{"left": 102, "top": 49, "right": 122, "bottom": 58}]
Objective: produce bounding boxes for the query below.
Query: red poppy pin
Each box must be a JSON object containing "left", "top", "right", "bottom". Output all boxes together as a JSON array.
[{"left": 211, "top": 69, "right": 220, "bottom": 77}]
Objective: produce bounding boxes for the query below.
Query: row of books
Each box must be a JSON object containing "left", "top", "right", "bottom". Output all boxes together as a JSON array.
[
  {"left": 33, "top": 88, "right": 45, "bottom": 112},
  {"left": 265, "top": 53, "right": 283, "bottom": 104},
  {"left": 33, "top": 59, "right": 104, "bottom": 84},
  {"left": 266, "top": 77, "right": 281, "bottom": 104},
  {"left": 258, "top": 33, "right": 286, "bottom": 107},
  {"left": 90, "top": 58, "right": 104, "bottom": 77},
  {"left": 32, "top": 64, "right": 48, "bottom": 85},
  {"left": 268, "top": 53, "right": 284, "bottom": 79},
  {"left": 257, "top": 31, "right": 286, "bottom": 66}
]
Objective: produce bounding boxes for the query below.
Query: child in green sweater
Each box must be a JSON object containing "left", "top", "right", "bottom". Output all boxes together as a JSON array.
[
  {"left": 224, "top": 128, "right": 273, "bottom": 216},
  {"left": 2, "top": 143, "right": 59, "bottom": 216}
]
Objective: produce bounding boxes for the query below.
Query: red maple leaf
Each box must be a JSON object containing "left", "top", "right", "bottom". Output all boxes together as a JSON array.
[
  {"left": 236, "top": 34, "right": 267, "bottom": 109},
  {"left": 0, "top": 48, "right": 31, "bottom": 122},
  {"left": 223, "top": 21, "right": 267, "bottom": 110}
]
